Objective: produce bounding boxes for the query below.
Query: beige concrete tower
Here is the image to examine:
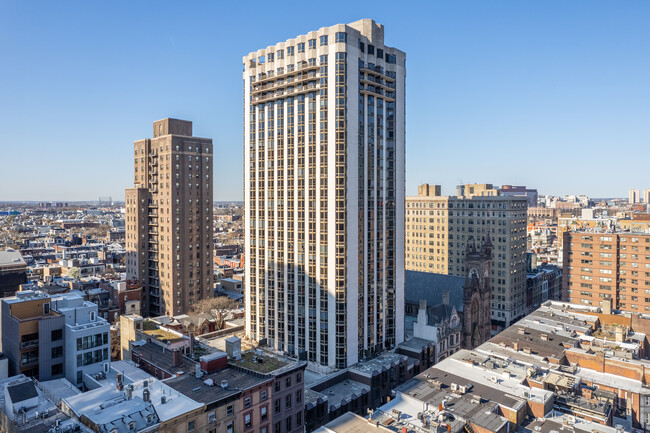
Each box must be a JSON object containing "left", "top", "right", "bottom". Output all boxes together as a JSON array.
[
  {"left": 243, "top": 19, "right": 406, "bottom": 369},
  {"left": 126, "top": 119, "right": 214, "bottom": 317}
]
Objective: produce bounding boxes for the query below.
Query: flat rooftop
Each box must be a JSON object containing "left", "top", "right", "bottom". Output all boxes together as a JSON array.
[
  {"left": 0, "top": 249, "right": 26, "bottom": 267},
  {"left": 165, "top": 367, "right": 270, "bottom": 405},
  {"left": 398, "top": 352, "right": 553, "bottom": 411},
  {"left": 519, "top": 416, "right": 621, "bottom": 433},
  {"left": 131, "top": 342, "right": 196, "bottom": 376},
  {"left": 318, "top": 379, "right": 370, "bottom": 410},
  {"left": 349, "top": 352, "right": 408, "bottom": 378},
  {"left": 397, "top": 337, "right": 435, "bottom": 352},
  {"left": 229, "top": 350, "right": 289, "bottom": 374},
  {"left": 489, "top": 321, "right": 577, "bottom": 361},
  {"left": 314, "top": 411, "right": 393, "bottom": 433}
]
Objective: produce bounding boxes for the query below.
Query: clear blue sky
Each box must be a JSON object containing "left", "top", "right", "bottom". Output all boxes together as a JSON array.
[{"left": 1, "top": 1, "right": 649, "bottom": 201}]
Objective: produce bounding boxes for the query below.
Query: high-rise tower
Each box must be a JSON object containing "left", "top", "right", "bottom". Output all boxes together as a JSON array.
[
  {"left": 126, "top": 119, "right": 214, "bottom": 317},
  {"left": 243, "top": 19, "right": 406, "bottom": 368}
]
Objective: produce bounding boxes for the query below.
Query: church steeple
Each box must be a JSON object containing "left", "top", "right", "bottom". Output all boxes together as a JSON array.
[{"left": 461, "top": 237, "right": 492, "bottom": 350}]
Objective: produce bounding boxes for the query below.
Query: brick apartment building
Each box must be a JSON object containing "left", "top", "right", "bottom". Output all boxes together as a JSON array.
[{"left": 563, "top": 231, "right": 650, "bottom": 313}]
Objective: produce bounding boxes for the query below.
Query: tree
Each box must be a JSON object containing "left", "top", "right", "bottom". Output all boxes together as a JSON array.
[
  {"left": 67, "top": 267, "right": 81, "bottom": 279},
  {"left": 190, "top": 296, "right": 239, "bottom": 329},
  {"left": 190, "top": 296, "right": 238, "bottom": 315}
]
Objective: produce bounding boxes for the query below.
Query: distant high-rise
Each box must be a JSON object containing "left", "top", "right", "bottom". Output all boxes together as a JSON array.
[
  {"left": 499, "top": 185, "right": 538, "bottom": 208},
  {"left": 643, "top": 189, "right": 650, "bottom": 203},
  {"left": 629, "top": 188, "right": 640, "bottom": 204},
  {"left": 243, "top": 19, "right": 406, "bottom": 368},
  {"left": 406, "top": 184, "right": 528, "bottom": 329},
  {"left": 126, "top": 119, "right": 214, "bottom": 317}
]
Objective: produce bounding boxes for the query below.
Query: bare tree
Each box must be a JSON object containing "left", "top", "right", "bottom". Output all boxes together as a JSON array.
[{"left": 190, "top": 296, "right": 239, "bottom": 329}]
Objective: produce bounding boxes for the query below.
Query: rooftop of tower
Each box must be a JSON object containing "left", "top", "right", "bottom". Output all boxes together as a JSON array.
[{"left": 243, "top": 18, "right": 405, "bottom": 63}]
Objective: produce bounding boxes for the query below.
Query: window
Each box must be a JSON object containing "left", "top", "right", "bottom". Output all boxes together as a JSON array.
[
  {"left": 308, "top": 39, "right": 316, "bottom": 49},
  {"left": 319, "top": 35, "right": 328, "bottom": 46},
  {"left": 244, "top": 413, "right": 252, "bottom": 429},
  {"left": 296, "top": 411, "right": 302, "bottom": 426},
  {"left": 208, "top": 412, "right": 216, "bottom": 423},
  {"left": 287, "top": 46, "right": 294, "bottom": 56},
  {"left": 226, "top": 422, "right": 234, "bottom": 433},
  {"left": 51, "top": 329, "right": 63, "bottom": 341},
  {"left": 244, "top": 397, "right": 252, "bottom": 408},
  {"left": 260, "top": 390, "right": 267, "bottom": 401},
  {"left": 226, "top": 405, "right": 234, "bottom": 416},
  {"left": 285, "top": 376, "right": 291, "bottom": 388},
  {"left": 285, "top": 394, "right": 292, "bottom": 409},
  {"left": 296, "top": 390, "right": 302, "bottom": 404},
  {"left": 51, "top": 363, "right": 63, "bottom": 376},
  {"left": 188, "top": 421, "right": 195, "bottom": 432},
  {"left": 297, "top": 42, "right": 305, "bottom": 53},
  {"left": 261, "top": 406, "right": 267, "bottom": 420},
  {"left": 51, "top": 346, "right": 63, "bottom": 358},
  {"left": 274, "top": 399, "right": 281, "bottom": 414},
  {"left": 275, "top": 381, "right": 281, "bottom": 392},
  {"left": 335, "top": 32, "right": 347, "bottom": 43},
  {"left": 43, "top": 303, "right": 50, "bottom": 314},
  {"left": 296, "top": 372, "right": 302, "bottom": 383},
  {"left": 286, "top": 417, "right": 291, "bottom": 431}
]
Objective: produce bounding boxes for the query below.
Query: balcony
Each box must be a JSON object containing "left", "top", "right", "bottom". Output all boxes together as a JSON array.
[
  {"left": 21, "top": 358, "right": 39, "bottom": 367},
  {"left": 20, "top": 340, "right": 39, "bottom": 350}
]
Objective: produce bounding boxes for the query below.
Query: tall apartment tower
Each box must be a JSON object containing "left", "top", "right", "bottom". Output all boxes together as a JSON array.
[
  {"left": 405, "top": 184, "right": 528, "bottom": 330},
  {"left": 629, "top": 188, "right": 640, "bottom": 204},
  {"left": 126, "top": 119, "right": 214, "bottom": 317},
  {"left": 243, "top": 19, "right": 406, "bottom": 368}
]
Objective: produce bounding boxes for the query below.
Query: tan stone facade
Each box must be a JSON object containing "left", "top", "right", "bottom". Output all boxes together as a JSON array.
[
  {"left": 126, "top": 119, "right": 214, "bottom": 317},
  {"left": 243, "top": 19, "right": 406, "bottom": 368},
  {"left": 406, "top": 184, "right": 528, "bottom": 328}
]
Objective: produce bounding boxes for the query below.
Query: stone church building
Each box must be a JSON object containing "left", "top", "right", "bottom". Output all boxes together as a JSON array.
[{"left": 404, "top": 238, "right": 493, "bottom": 363}]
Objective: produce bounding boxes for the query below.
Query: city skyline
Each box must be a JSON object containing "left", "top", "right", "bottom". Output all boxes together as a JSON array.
[{"left": 1, "top": 1, "right": 649, "bottom": 201}]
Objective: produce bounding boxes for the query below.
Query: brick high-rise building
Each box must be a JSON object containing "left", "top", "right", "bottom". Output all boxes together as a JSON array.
[
  {"left": 562, "top": 231, "right": 650, "bottom": 313},
  {"left": 406, "top": 184, "right": 528, "bottom": 330},
  {"left": 126, "top": 119, "right": 214, "bottom": 317},
  {"left": 243, "top": 19, "right": 406, "bottom": 368}
]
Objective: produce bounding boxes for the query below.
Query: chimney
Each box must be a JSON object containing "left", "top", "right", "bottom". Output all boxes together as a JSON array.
[
  {"left": 602, "top": 298, "right": 612, "bottom": 315},
  {"left": 513, "top": 342, "right": 520, "bottom": 351},
  {"left": 417, "top": 300, "right": 427, "bottom": 326},
  {"left": 172, "top": 349, "right": 182, "bottom": 367},
  {"left": 442, "top": 291, "right": 450, "bottom": 306},
  {"left": 116, "top": 373, "right": 123, "bottom": 391},
  {"left": 189, "top": 332, "right": 195, "bottom": 356},
  {"left": 615, "top": 327, "right": 624, "bottom": 343}
]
